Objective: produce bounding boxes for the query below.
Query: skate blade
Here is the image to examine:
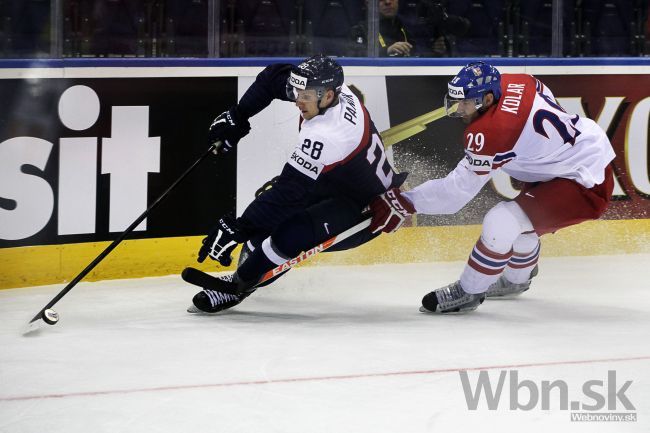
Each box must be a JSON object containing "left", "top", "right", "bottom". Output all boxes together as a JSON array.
[
  {"left": 187, "top": 305, "right": 222, "bottom": 315},
  {"left": 486, "top": 294, "right": 523, "bottom": 300},
  {"left": 418, "top": 306, "right": 479, "bottom": 315}
]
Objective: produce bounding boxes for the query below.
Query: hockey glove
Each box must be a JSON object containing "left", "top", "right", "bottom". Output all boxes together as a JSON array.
[
  {"left": 369, "top": 188, "right": 416, "bottom": 233},
  {"left": 207, "top": 107, "right": 251, "bottom": 154},
  {"left": 197, "top": 214, "right": 247, "bottom": 266}
]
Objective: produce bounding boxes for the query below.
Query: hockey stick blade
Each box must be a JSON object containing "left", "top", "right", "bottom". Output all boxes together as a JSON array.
[
  {"left": 22, "top": 317, "right": 49, "bottom": 336},
  {"left": 182, "top": 217, "right": 372, "bottom": 294},
  {"left": 181, "top": 267, "right": 226, "bottom": 290}
]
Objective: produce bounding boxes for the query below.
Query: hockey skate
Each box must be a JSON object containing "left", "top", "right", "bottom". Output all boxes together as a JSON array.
[
  {"left": 420, "top": 281, "right": 485, "bottom": 314},
  {"left": 486, "top": 265, "right": 538, "bottom": 298},
  {"left": 188, "top": 274, "right": 253, "bottom": 314}
]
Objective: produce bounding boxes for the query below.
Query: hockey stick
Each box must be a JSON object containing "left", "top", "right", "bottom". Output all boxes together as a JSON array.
[
  {"left": 380, "top": 105, "right": 448, "bottom": 148},
  {"left": 182, "top": 216, "right": 372, "bottom": 295},
  {"left": 25, "top": 143, "right": 220, "bottom": 330}
]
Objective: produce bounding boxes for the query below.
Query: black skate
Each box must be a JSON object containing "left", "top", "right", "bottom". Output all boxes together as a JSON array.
[
  {"left": 187, "top": 274, "right": 253, "bottom": 314},
  {"left": 420, "top": 281, "right": 485, "bottom": 314},
  {"left": 486, "top": 265, "right": 538, "bottom": 298}
]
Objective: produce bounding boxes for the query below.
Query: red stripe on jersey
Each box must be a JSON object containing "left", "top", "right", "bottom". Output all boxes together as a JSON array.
[
  {"left": 475, "top": 238, "right": 513, "bottom": 261},
  {"left": 322, "top": 103, "right": 371, "bottom": 174}
]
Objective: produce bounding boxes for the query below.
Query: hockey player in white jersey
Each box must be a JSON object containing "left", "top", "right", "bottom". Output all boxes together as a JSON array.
[
  {"left": 188, "top": 55, "right": 405, "bottom": 313},
  {"left": 369, "top": 61, "right": 615, "bottom": 313}
]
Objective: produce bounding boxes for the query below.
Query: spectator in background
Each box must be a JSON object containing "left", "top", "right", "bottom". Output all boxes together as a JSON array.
[
  {"left": 414, "top": 0, "right": 471, "bottom": 56},
  {"left": 350, "top": 0, "right": 415, "bottom": 56},
  {"left": 377, "top": 0, "right": 414, "bottom": 56},
  {"left": 351, "top": 0, "right": 470, "bottom": 57}
]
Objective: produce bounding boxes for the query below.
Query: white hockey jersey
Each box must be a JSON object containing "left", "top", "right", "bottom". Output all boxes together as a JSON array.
[
  {"left": 286, "top": 84, "right": 399, "bottom": 204},
  {"left": 404, "top": 74, "right": 616, "bottom": 215}
]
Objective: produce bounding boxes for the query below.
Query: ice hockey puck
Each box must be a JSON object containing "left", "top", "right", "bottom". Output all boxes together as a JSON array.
[{"left": 43, "top": 309, "right": 59, "bottom": 325}]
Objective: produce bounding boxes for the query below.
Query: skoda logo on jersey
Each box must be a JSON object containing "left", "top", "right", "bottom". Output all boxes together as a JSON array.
[
  {"left": 290, "top": 151, "right": 320, "bottom": 178},
  {"left": 289, "top": 72, "right": 307, "bottom": 90},
  {"left": 464, "top": 152, "right": 491, "bottom": 167},
  {"left": 448, "top": 85, "right": 465, "bottom": 98}
]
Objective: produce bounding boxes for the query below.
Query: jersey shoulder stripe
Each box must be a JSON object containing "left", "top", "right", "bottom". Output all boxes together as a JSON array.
[{"left": 492, "top": 151, "right": 517, "bottom": 169}]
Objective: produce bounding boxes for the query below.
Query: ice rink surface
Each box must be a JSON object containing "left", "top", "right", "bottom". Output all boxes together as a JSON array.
[{"left": 1, "top": 254, "right": 649, "bottom": 433}]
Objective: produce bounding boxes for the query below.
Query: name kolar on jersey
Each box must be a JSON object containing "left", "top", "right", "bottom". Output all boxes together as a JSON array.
[
  {"left": 291, "top": 151, "right": 320, "bottom": 177},
  {"left": 500, "top": 83, "right": 525, "bottom": 115}
]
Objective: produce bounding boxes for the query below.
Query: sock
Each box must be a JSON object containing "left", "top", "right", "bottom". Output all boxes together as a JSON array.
[
  {"left": 237, "top": 236, "right": 289, "bottom": 286},
  {"left": 460, "top": 237, "right": 513, "bottom": 294},
  {"left": 503, "top": 233, "right": 540, "bottom": 284}
]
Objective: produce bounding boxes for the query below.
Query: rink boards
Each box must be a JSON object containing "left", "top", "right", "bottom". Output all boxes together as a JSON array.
[
  {"left": 1, "top": 58, "right": 649, "bottom": 288},
  {"left": 2, "top": 218, "right": 650, "bottom": 289}
]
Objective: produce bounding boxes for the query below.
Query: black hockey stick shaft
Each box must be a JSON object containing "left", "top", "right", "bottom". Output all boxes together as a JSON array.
[{"left": 28, "top": 143, "right": 219, "bottom": 324}]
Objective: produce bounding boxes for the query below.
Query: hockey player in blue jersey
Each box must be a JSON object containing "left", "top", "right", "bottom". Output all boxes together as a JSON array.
[{"left": 188, "top": 55, "right": 406, "bottom": 314}]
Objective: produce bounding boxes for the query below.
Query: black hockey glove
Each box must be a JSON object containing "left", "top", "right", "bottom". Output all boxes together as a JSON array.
[
  {"left": 207, "top": 107, "right": 251, "bottom": 154},
  {"left": 197, "top": 214, "right": 247, "bottom": 266}
]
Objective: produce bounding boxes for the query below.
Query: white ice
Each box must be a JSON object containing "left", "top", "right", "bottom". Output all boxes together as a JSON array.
[{"left": 1, "top": 254, "right": 649, "bottom": 433}]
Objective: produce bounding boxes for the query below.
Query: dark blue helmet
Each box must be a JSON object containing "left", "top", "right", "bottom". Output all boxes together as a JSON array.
[
  {"left": 444, "top": 61, "right": 501, "bottom": 117},
  {"left": 286, "top": 54, "right": 344, "bottom": 103}
]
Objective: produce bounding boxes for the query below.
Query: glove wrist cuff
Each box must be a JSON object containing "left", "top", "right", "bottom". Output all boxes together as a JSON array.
[
  {"left": 402, "top": 194, "right": 416, "bottom": 214},
  {"left": 229, "top": 105, "right": 246, "bottom": 125},
  {"left": 387, "top": 189, "right": 415, "bottom": 216}
]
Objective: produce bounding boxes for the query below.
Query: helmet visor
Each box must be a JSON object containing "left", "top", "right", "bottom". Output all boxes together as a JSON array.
[
  {"left": 286, "top": 71, "right": 307, "bottom": 101},
  {"left": 444, "top": 94, "right": 482, "bottom": 118},
  {"left": 286, "top": 80, "right": 326, "bottom": 103},
  {"left": 294, "top": 88, "right": 322, "bottom": 103}
]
